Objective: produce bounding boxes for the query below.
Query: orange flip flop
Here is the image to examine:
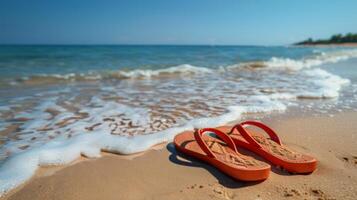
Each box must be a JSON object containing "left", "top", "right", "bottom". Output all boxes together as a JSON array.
[
  {"left": 217, "top": 121, "right": 317, "bottom": 174},
  {"left": 174, "top": 128, "right": 271, "bottom": 181}
]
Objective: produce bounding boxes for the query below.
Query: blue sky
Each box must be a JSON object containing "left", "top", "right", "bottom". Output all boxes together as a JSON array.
[{"left": 0, "top": 0, "right": 357, "bottom": 45}]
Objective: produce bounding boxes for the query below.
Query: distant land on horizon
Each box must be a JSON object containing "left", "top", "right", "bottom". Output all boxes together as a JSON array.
[{"left": 295, "top": 33, "right": 357, "bottom": 46}]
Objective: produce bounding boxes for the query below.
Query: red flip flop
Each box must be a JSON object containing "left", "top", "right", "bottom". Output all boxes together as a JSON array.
[
  {"left": 217, "top": 121, "right": 317, "bottom": 174},
  {"left": 174, "top": 128, "right": 271, "bottom": 181}
]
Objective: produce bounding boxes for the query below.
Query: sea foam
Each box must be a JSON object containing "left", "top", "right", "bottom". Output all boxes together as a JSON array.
[
  {"left": 0, "top": 104, "right": 248, "bottom": 196},
  {"left": 113, "top": 64, "right": 213, "bottom": 78},
  {"left": 297, "top": 68, "right": 350, "bottom": 98},
  {"left": 224, "top": 49, "right": 357, "bottom": 71}
]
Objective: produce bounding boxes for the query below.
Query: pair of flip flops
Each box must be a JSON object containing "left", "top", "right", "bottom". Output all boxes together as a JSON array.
[{"left": 174, "top": 121, "right": 317, "bottom": 181}]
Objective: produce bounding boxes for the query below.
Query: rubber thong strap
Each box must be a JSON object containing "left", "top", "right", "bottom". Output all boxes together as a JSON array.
[
  {"left": 229, "top": 121, "right": 282, "bottom": 148},
  {"left": 194, "top": 128, "right": 239, "bottom": 158}
]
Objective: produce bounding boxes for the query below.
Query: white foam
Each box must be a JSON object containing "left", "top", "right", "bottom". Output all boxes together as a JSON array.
[
  {"left": 83, "top": 98, "right": 150, "bottom": 126},
  {"left": 115, "top": 64, "right": 213, "bottom": 78},
  {"left": 16, "top": 64, "right": 213, "bottom": 84},
  {"left": 268, "top": 93, "right": 296, "bottom": 100},
  {"left": 225, "top": 49, "right": 357, "bottom": 71},
  {"left": 15, "top": 98, "right": 64, "bottom": 131},
  {"left": 297, "top": 68, "right": 350, "bottom": 98},
  {"left": 243, "top": 95, "right": 287, "bottom": 113},
  {"left": 263, "top": 49, "right": 357, "bottom": 71},
  {"left": 0, "top": 123, "right": 7, "bottom": 133},
  {"left": 22, "top": 73, "right": 77, "bottom": 81},
  {"left": 0, "top": 111, "right": 211, "bottom": 196},
  {"left": 0, "top": 106, "right": 10, "bottom": 112}
]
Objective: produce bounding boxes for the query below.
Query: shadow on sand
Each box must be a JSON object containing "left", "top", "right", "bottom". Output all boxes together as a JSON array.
[
  {"left": 167, "top": 141, "right": 292, "bottom": 188},
  {"left": 167, "top": 143, "right": 263, "bottom": 189}
]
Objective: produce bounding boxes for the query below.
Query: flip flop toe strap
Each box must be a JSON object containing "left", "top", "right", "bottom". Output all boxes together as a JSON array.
[
  {"left": 194, "top": 128, "right": 239, "bottom": 159},
  {"left": 230, "top": 121, "right": 282, "bottom": 148}
]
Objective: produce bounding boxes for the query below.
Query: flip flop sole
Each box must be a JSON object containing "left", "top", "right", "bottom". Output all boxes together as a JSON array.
[
  {"left": 216, "top": 125, "right": 317, "bottom": 174},
  {"left": 174, "top": 131, "right": 270, "bottom": 181}
]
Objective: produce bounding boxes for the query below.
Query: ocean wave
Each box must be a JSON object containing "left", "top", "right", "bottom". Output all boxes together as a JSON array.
[
  {"left": 111, "top": 64, "right": 213, "bottom": 78},
  {"left": 6, "top": 64, "right": 212, "bottom": 86},
  {"left": 4, "top": 49, "right": 357, "bottom": 86},
  {"left": 263, "top": 49, "right": 357, "bottom": 70},
  {"left": 228, "top": 49, "right": 357, "bottom": 71},
  {"left": 297, "top": 68, "right": 350, "bottom": 99}
]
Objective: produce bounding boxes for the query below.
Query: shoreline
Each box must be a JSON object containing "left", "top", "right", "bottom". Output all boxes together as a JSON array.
[{"left": 2, "top": 110, "right": 357, "bottom": 200}]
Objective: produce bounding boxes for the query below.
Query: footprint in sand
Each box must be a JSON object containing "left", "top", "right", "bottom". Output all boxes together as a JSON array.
[
  {"left": 279, "top": 186, "right": 335, "bottom": 200},
  {"left": 340, "top": 155, "right": 357, "bottom": 167},
  {"left": 210, "top": 185, "right": 235, "bottom": 200},
  {"left": 181, "top": 183, "right": 235, "bottom": 200}
]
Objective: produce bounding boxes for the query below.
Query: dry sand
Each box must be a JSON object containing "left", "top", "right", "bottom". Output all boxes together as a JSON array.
[{"left": 2, "top": 111, "right": 357, "bottom": 200}]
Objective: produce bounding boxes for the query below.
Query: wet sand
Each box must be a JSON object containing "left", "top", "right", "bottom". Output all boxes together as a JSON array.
[{"left": 2, "top": 111, "right": 357, "bottom": 200}]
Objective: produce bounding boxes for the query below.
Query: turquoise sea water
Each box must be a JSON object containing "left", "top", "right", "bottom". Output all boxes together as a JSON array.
[
  {"left": 0, "top": 45, "right": 343, "bottom": 78},
  {"left": 0, "top": 45, "right": 357, "bottom": 195}
]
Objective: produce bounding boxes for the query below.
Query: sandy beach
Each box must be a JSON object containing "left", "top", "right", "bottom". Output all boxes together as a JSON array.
[
  {"left": 1, "top": 1, "right": 357, "bottom": 199},
  {"left": 2, "top": 110, "right": 356, "bottom": 200}
]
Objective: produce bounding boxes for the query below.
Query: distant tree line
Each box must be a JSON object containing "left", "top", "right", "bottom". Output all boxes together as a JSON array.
[{"left": 295, "top": 33, "right": 357, "bottom": 45}]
